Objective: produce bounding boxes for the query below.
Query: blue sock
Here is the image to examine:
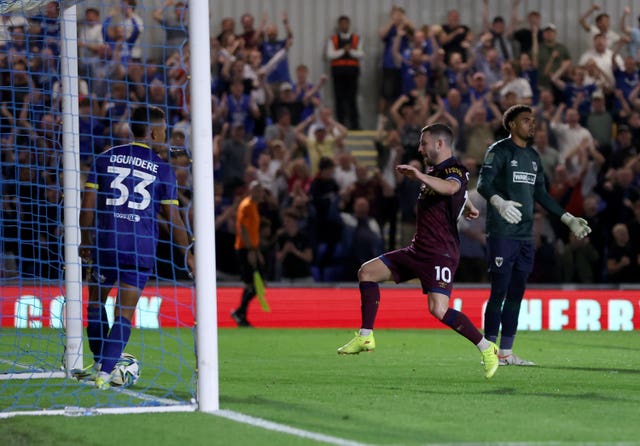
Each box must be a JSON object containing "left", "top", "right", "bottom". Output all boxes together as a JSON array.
[
  {"left": 101, "top": 316, "right": 132, "bottom": 374},
  {"left": 87, "top": 305, "right": 109, "bottom": 364}
]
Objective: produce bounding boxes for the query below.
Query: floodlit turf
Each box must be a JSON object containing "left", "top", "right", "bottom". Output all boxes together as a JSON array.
[{"left": 1, "top": 329, "right": 639, "bottom": 446}]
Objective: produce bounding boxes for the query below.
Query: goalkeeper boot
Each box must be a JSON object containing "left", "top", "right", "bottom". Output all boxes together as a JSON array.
[
  {"left": 481, "top": 342, "right": 499, "bottom": 379},
  {"left": 337, "top": 331, "right": 375, "bottom": 355},
  {"left": 94, "top": 371, "right": 112, "bottom": 390},
  {"left": 499, "top": 350, "right": 535, "bottom": 366}
]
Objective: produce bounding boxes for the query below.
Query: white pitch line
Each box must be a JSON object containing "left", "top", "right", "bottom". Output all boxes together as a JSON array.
[{"left": 215, "top": 409, "right": 377, "bottom": 446}]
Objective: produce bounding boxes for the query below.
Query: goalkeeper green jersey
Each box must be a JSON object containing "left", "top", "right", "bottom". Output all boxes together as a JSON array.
[{"left": 477, "top": 137, "right": 565, "bottom": 240}]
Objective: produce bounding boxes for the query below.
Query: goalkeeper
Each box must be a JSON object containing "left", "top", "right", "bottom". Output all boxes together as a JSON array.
[{"left": 477, "top": 104, "right": 591, "bottom": 366}]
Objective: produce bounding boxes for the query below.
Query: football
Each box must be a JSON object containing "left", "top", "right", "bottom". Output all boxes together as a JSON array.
[{"left": 110, "top": 353, "right": 140, "bottom": 387}]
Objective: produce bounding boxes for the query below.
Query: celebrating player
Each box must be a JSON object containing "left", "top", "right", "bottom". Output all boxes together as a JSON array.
[
  {"left": 477, "top": 104, "right": 591, "bottom": 366},
  {"left": 337, "top": 123, "right": 500, "bottom": 379},
  {"left": 79, "top": 105, "right": 195, "bottom": 389}
]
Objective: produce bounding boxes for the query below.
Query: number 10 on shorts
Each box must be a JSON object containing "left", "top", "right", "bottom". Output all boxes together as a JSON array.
[{"left": 435, "top": 266, "right": 452, "bottom": 283}]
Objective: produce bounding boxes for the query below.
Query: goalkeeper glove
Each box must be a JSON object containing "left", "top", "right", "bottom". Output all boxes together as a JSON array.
[
  {"left": 490, "top": 195, "right": 523, "bottom": 224},
  {"left": 560, "top": 212, "right": 591, "bottom": 239}
]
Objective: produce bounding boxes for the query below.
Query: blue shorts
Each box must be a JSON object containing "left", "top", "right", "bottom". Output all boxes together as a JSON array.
[
  {"left": 90, "top": 263, "right": 151, "bottom": 291},
  {"left": 380, "top": 246, "right": 458, "bottom": 296},
  {"left": 486, "top": 237, "right": 534, "bottom": 274}
]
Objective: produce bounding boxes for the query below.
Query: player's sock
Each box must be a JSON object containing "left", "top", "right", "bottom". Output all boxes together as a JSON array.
[
  {"left": 87, "top": 305, "right": 109, "bottom": 364},
  {"left": 100, "top": 316, "right": 132, "bottom": 374},
  {"left": 476, "top": 337, "right": 491, "bottom": 352},
  {"left": 441, "top": 308, "right": 483, "bottom": 344},
  {"left": 359, "top": 328, "right": 372, "bottom": 336},
  {"left": 499, "top": 336, "right": 515, "bottom": 350},
  {"left": 359, "top": 281, "right": 380, "bottom": 330}
]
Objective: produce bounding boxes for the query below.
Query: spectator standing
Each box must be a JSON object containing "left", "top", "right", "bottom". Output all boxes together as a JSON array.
[
  {"left": 620, "top": 7, "right": 640, "bottom": 61},
  {"left": 508, "top": 1, "right": 542, "bottom": 57},
  {"left": 606, "top": 223, "right": 638, "bottom": 283},
  {"left": 531, "top": 123, "right": 560, "bottom": 183},
  {"left": 550, "top": 62, "right": 597, "bottom": 119},
  {"left": 292, "top": 65, "right": 327, "bottom": 123},
  {"left": 258, "top": 12, "right": 293, "bottom": 92},
  {"left": 578, "top": 33, "right": 623, "bottom": 88},
  {"left": 612, "top": 37, "right": 640, "bottom": 111},
  {"left": 309, "top": 157, "right": 344, "bottom": 277},
  {"left": 238, "top": 13, "right": 259, "bottom": 50},
  {"left": 152, "top": 0, "right": 188, "bottom": 64},
  {"left": 578, "top": 4, "right": 620, "bottom": 49},
  {"left": 327, "top": 15, "right": 363, "bottom": 130},
  {"left": 550, "top": 105, "right": 594, "bottom": 162},
  {"left": 492, "top": 60, "right": 533, "bottom": 105},
  {"left": 103, "top": 1, "right": 144, "bottom": 62},
  {"left": 295, "top": 114, "right": 346, "bottom": 177},
  {"left": 218, "top": 122, "right": 251, "bottom": 199},
  {"left": 0, "top": 13, "right": 27, "bottom": 50},
  {"left": 378, "top": 5, "right": 412, "bottom": 117},
  {"left": 77, "top": 8, "right": 104, "bottom": 78},
  {"left": 537, "top": 23, "right": 571, "bottom": 92},
  {"left": 275, "top": 209, "right": 313, "bottom": 281},
  {"left": 439, "top": 9, "right": 471, "bottom": 64},
  {"left": 482, "top": 0, "right": 513, "bottom": 61},
  {"left": 264, "top": 107, "right": 296, "bottom": 153},
  {"left": 341, "top": 197, "right": 384, "bottom": 281}
]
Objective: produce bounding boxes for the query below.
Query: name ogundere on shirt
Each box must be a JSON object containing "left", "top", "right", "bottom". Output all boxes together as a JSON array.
[
  {"left": 108, "top": 153, "right": 160, "bottom": 173},
  {"left": 87, "top": 143, "right": 178, "bottom": 269}
]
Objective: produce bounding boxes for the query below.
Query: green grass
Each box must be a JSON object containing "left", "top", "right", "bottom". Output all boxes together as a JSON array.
[{"left": 2, "top": 329, "right": 639, "bottom": 445}]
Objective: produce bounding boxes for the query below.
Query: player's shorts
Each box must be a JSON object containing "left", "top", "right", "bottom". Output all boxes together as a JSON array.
[
  {"left": 90, "top": 263, "right": 152, "bottom": 290},
  {"left": 486, "top": 237, "right": 535, "bottom": 274},
  {"left": 380, "top": 246, "right": 458, "bottom": 296}
]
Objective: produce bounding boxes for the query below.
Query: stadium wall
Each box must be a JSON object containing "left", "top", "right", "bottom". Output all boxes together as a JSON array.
[
  {"left": 84, "top": 0, "right": 635, "bottom": 130},
  {"left": 2, "top": 285, "right": 639, "bottom": 330}
]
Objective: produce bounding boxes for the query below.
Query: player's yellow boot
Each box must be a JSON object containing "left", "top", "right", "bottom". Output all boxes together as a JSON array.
[
  {"left": 94, "top": 371, "right": 112, "bottom": 390},
  {"left": 337, "top": 331, "right": 375, "bottom": 355},
  {"left": 481, "top": 342, "right": 499, "bottom": 379}
]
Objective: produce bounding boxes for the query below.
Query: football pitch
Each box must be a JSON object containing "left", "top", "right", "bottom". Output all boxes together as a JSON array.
[{"left": 1, "top": 329, "right": 639, "bottom": 446}]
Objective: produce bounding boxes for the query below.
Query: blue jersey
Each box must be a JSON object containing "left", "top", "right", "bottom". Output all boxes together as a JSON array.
[
  {"left": 260, "top": 39, "right": 291, "bottom": 83},
  {"left": 86, "top": 142, "right": 178, "bottom": 269}
]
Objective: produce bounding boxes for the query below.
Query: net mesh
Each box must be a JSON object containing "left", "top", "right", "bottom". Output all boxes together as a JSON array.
[{"left": 0, "top": 0, "right": 196, "bottom": 413}]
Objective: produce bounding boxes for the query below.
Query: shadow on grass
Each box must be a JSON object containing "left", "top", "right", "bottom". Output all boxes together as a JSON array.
[{"left": 540, "top": 365, "right": 640, "bottom": 375}]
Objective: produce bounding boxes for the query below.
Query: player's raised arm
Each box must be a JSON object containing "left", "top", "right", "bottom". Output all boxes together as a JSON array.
[{"left": 396, "top": 163, "right": 461, "bottom": 196}]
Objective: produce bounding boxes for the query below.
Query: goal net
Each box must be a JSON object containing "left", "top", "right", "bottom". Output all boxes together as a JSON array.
[{"left": 0, "top": 0, "right": 216, "bottom": 416}]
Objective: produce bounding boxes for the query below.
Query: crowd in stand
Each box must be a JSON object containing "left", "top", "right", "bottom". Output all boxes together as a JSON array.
[{"left": 1, "top": 0, "right": 640, "bottom": 284}]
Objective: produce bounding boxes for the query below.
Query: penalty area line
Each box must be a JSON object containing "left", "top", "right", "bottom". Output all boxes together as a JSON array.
[{"left": 214, "top": 409, "right": 377, "bottom": 446}]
